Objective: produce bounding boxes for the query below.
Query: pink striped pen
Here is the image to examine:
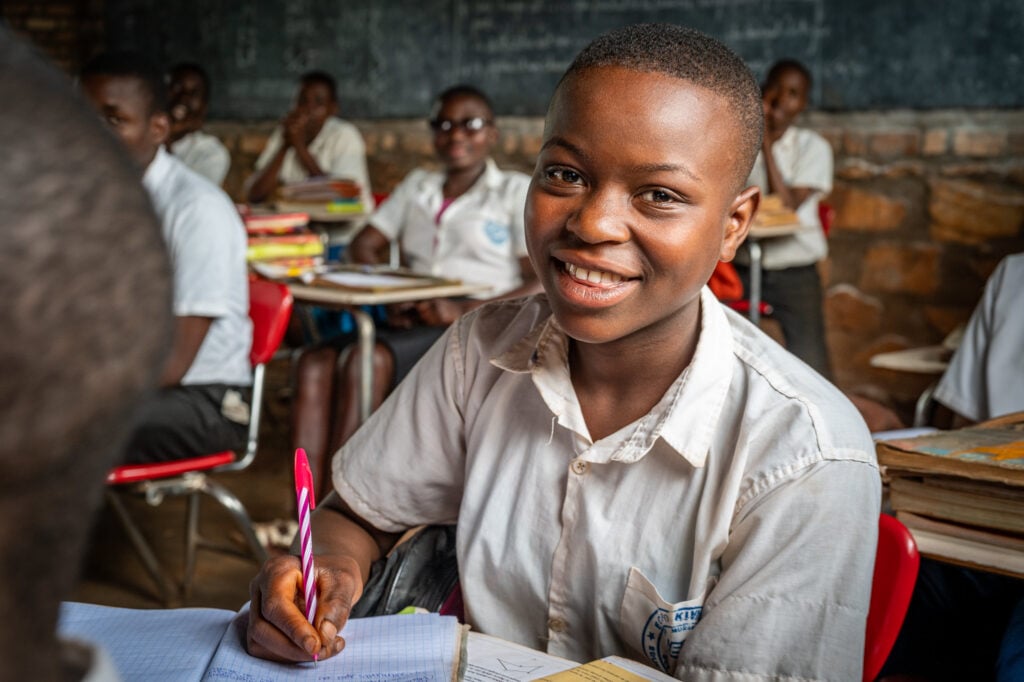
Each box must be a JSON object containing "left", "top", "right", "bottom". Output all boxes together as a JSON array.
[{"left": 294, "top": 448, "right": 319, "bottom": 662}]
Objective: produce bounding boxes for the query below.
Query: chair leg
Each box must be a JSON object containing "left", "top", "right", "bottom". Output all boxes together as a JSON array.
[
  {"left": 104, "top": 490, "right": 179, "bottom": 605},
  {"left": 183, "top": 490, "right": 201, "bottom": 599},
  {"left": 196, "top": 478, "right": 269, "bottom": 564}
]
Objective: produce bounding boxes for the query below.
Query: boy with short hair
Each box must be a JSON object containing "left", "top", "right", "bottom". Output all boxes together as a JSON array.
[
  {"left": 80, "top": 51, "right": 252, "bottom": 464},
  {"left": 246, "top": 70, "right": 373, "bottom": 212},
  {"left": 246, "top": 24, "right": 879, "bottom": 680},
  {"left": 735, "top": 59, "right": 834, "bottom": 378},
  {"left": 167, "top": 61, "right": 231, "bottom": 185}
]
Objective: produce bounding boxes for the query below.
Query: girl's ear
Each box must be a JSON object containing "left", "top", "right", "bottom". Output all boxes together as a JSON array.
[{"left": 721, "top": 185, "right": 759, "bottom": 262}]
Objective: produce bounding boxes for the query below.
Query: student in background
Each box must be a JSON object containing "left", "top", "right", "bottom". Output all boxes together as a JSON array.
[
  {"left": 80, "top": 51, "right": 252, "bottom": 464},
  {"left": 734, "top": 59, "right": 833, "bottom": 378},
  {"left": 245, "top": 70, "right": 373, "bottom": 212},
  {"left": 933, "top": 252, "right": 1024, "bottom": 426},
  {"left": 166, "top": 61, "right": 231, "bottom": 186},
  {"left": 0, "top": 29, "right": 171, "bottom": 681},
  {"left": 292, "top": 84, "right": 539, "bottom": 494},
  {"left": 881, "top": 252, "right": 1024, "bottom": 682},
  {"left": 247, "top": 24, "right": 879, "bottom": 679}
]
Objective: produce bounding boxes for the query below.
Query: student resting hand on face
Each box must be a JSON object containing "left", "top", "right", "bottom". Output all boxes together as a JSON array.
[{"left": 245, "top": 70, "right": 374, "bottom": 214}]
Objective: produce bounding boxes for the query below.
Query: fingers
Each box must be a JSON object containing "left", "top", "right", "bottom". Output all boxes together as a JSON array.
[
  {"left": 312, "top": 560, "right": 363, "bottom": 660},
  {"left": 246, "top": 555, "right": 323, "bottom": 662}
]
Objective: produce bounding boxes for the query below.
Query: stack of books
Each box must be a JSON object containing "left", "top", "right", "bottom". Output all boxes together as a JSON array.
[
  {"left": 877, "top": 412, "right": 1024, "bottom": 576},
  {"left": 241, "top": 210, "right": 324, "bottom": 278},
  {"left": 276, "top": 177, "right": 366, "bottom": 218}
]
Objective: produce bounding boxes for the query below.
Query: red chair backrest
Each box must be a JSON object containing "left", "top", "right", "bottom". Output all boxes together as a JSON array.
[
  {"left": 818, "top": 201, "right": 835, "bottom": 238},
  {"left": 863, "top": 515, "right": 920, "bottom": 681},
  {"left": 248, "top": 278, "right": 293, "bottom": 366}
]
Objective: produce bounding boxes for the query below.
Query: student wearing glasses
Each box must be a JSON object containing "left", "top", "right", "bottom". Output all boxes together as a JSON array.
[{"left": 293, "top": 84, "right": 540, "bottom": 493}]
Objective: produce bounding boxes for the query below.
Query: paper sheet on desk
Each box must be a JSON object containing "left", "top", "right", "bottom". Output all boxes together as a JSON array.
[
  {"left": 317, "top": 270, "right": 450, "bottom": 291},
  {"left": 59, "top": 602, "right": 234, "bottom": 680},
  {"left": 463, "top": 633, "right": 675, "bottom": 681},
  {"left": 464, "top": 632, "right": 577, "bottom": 680}
]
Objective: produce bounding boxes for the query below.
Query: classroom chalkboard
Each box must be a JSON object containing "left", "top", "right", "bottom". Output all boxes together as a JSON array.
[{"left": 104, "top": 0, "right": 1024, "bottom": 120}]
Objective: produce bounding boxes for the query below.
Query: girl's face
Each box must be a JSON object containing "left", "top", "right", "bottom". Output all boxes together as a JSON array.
[{"left": 431, "top": 94, "right": 497, "bottom": 174}]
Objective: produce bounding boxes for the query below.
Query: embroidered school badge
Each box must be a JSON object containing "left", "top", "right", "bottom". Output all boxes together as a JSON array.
[
  {"left": 641, "top": 604, "right": 702, "bottom": 672},
  {"left": 483, "top": 220, "right": 509, "bottom": 245}
]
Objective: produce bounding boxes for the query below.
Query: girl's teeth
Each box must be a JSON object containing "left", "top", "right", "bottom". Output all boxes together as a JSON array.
[{"left": 565, "top": 262, "right": 624, "bottom": 284}]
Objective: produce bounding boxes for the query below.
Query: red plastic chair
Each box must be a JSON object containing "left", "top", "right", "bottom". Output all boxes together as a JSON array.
[
  {"left": 104, "top": 278, "right": 293, "bottom": 603},
  {"left": 863, "top": 514, "right": 920, "bottom": 681},
  {"left": 819, "top": 201, "right": 835, "bottom": 238}
]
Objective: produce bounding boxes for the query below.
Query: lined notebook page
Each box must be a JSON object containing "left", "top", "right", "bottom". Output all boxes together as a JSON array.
[
  {"left": 58, "top": 602, "right": 234, "bottom": 680},
  {"left": 204, "top": 608, "right": 462, "bottom": 681}
]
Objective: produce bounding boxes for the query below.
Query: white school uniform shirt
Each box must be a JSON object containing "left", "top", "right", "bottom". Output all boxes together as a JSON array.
[
  {"left": 169, "top": 130, "right": 230, "bottom": 186},
  {"left": 334, "top": 288, "right": 880, "bottom": 680},
  {"left": 369, "top": 158, "right": 529, "bottom": 298},
  {"left": 741, "top": 125, "right": 834, "bottom": 269},
  {"left": 254, "top": 116, "right": 374, "bottom": 213},
  {"left": 934, "top": 253, "right": 1024, "bottom": 422},
  {"left": 143, "top": 147, "right": 252, "bottom": 387}
]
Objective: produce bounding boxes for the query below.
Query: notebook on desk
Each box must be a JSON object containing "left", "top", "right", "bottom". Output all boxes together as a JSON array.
[{"left": 59, "top": 601, "right": 464, "bottom": 681}]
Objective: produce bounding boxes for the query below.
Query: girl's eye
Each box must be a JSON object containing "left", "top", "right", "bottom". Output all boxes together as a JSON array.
[
  {"left": 640, "top": 189, "right": 675, "bottom": 203},
  {"left": 546, "top": 168, "right": 583, "bottom": 184}
]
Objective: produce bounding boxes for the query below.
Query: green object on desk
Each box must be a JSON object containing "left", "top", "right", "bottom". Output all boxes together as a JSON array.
[
  {"left": 327, "top": 198, "right": 364, "bottom": 214},
  {"left": 398, "top": 605, "right": 429, "bottom": 615}
]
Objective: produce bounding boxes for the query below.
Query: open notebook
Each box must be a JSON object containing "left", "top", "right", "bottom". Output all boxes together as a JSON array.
[{"left": 59, "top": 601, "right": 463, "bottom": 681}]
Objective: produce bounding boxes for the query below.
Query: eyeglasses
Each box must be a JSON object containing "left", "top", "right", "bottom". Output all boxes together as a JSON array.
[{"left": 429, "top": 117, "right": 492, "bottom": 134}]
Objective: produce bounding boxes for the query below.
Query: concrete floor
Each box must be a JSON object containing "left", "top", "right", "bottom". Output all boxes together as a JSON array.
[{"left": 74, "top": 356, "right": 299, "bottom": 612}]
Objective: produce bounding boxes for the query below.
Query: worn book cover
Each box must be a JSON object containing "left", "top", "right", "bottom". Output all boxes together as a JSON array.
[{"left": 877, "top": 412, "right": 1024, "bottom": 486}]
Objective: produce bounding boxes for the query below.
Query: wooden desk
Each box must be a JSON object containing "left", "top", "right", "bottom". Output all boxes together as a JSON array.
[
  {"left": 745, "top": 223, "right": 801, "bottom": 324},
  {"left": 288, "top": 277, "right": 492, "bottom": 422}
]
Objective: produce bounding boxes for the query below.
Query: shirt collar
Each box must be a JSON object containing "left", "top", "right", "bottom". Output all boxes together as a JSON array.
[
  {"left": 491, "top": 288, "right": 734, "bottom": 468},
  {"left": 142, "top": 145, "right": 172, "bottom": 193}
]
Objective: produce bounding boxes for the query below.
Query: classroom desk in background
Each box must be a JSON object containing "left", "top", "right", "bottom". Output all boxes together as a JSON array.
[
  {"left": 870, "top": 336, "right": 959, "bottom": 427},
  {"left": 744, "top": 222, "right": 801, "bottom": 325},
  {"left": 286, "top": 275, "right": 492, "bottom": 423}
]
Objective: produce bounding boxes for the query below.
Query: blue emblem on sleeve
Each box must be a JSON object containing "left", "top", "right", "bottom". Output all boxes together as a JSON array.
[
  {"left": 641, "top": 605, "right": 702, "bottom": 672},
  {"left": 483, "top": 220, "right": 510, "bottom": 245}
]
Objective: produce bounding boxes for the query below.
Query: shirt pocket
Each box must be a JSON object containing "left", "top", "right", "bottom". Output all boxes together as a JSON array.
[{"left": 619, "top": 567, "right": 710, "bottom": 674}]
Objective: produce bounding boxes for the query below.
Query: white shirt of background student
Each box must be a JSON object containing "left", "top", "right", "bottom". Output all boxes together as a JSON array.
[
  {"left": 370, "top": 158, "right": 530, "bottom": 298},
  {"left": 935, "top": 253, "right": 1024, "bottom": 422},
  {"left": 167, "top": 65, "right": 230, "bottom": 186}
]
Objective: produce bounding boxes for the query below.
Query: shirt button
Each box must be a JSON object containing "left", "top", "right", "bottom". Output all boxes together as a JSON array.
[
  {"left": 548, "top": 617, "right": 567, "bottom": 633},
  {"left": 570, "top": 458, "right": 589, "bottom": 475}
]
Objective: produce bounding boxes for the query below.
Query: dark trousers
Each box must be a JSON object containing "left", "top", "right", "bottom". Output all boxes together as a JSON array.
[
  {"left": 123, "top": 384, "right": 250, "bottom": 464},
  {"left": 881, "top": 558, "right": 1024, "bottom": 681},
  {"left": 735, "top": 262, "right": 832, "bottom": 379}
]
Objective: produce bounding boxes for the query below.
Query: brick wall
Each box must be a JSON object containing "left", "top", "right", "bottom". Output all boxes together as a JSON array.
[
  {"left": 212, "top": 110, "right": 1024, "bottom": 421},
  {"left": 2, "top": 0, "right": 104, "bottom": 74}
]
